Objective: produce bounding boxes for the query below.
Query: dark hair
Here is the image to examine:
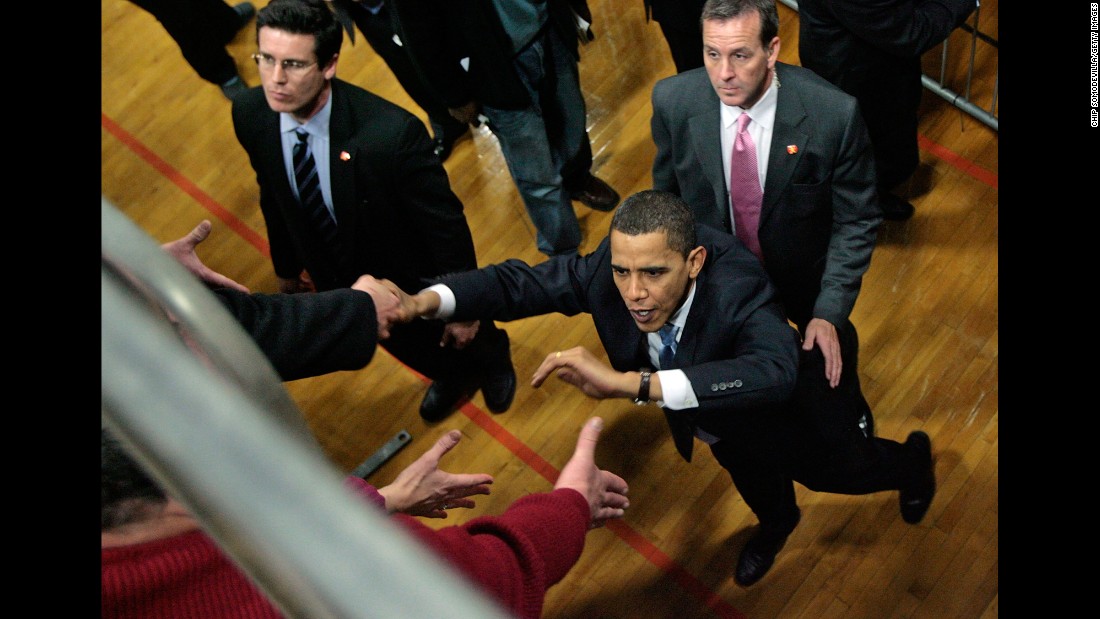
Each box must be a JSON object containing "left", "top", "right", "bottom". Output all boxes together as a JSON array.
[
  {"left": 102, "top": 428, "right": 167, "bottom": 530},
  {"left": 256, "top": 0, "right": 343, "bottom": 67},
  {"left": 701, "top": 0, "right": 779, "bottom": 48},
  {"left": 610, "top": 190, "right": 697, "bottom": 258}
]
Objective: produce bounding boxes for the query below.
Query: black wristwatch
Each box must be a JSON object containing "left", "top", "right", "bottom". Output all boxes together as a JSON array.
[{"left": 633, "top": 371, "right": 652, "bottom": 405}]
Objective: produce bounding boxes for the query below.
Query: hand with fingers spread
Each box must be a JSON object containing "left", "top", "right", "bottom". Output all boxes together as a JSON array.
[
  {"left": 161, "top": 220, "right": 250, "bottom": 293},
  {"left": 554, "top": 417, "right": 630, "bottom": 529},
  {"left": 531, "top": 346, "right": 640, "bottom": 401},
  {"left": 377, "top": 429, "right": 493, "bottom": 519}
]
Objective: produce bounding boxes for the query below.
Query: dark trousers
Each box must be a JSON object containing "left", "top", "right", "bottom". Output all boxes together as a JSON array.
[
  {"left": 710, "top": 321, "right": 920, "bottom": 533},
  {"left": 347, "top": 2, "right": 468, "bottom": 141},
  {"left": 784, "top": 320, "right": 918, "bottom": 494},
  {"left": 379, "top": 317, "right": 510, "bottom": 386},
  {"left": 128, "top": 0, "right": 242, "bottom": 85},
  {"left": 656, "top": 19, "right": 704, "bottom": 74},
  {"left": 846, "top": 62, "right": 924, "bottom": 191}
]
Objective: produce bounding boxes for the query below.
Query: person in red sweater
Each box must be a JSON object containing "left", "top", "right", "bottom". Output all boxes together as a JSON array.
[{"left": 102, "top": 417, "right": 626, "bottom": 619}]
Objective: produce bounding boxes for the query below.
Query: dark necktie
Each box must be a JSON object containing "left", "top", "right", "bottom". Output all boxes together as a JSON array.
[
  {"left": 292, "top": 129, "right": 341, "bottom": 253},
  {"left": 730, "top": 113, "right": 763, "bottom": 260},
  {"left": 659, "top": 324, "right": 677, "bottom": 370}
]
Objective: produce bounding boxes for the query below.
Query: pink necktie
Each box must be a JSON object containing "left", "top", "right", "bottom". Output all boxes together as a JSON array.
[{"left": 730, "top": 113, "right": 763, "bottom": 260}]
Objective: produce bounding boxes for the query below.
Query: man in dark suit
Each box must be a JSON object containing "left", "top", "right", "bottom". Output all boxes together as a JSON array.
[
  {"left": 390, "top": 0, "right": 621, "bottom": 257},
  {"left": 387, "top": 189, "right": 937, "bottom": 587},
  {"left": 231, "top": 0, "right": 515, "bottom": 422},
  {"left": 650, "top": 0, "right": 935, "bottom": 583},
  {"left": 797, "top": 0, "right": 977, "bottom": 220}
]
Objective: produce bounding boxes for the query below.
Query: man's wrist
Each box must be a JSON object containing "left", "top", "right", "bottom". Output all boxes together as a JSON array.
[{"left": 633, "top": 371, "right": 652, "bottom": 405}]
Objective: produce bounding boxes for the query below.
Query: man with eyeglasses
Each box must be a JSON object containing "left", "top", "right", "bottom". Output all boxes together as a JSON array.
[{"left": 231, "top": 0, "right": 517, "bottom": 423}]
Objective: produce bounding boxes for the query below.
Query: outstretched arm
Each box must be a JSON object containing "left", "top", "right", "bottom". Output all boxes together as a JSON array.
[
  {"left": 376, "top": 430, "right": 494, "bottom": 519},
  {"left": 161, "top": 220, "right": 250, "bottom": 293}
]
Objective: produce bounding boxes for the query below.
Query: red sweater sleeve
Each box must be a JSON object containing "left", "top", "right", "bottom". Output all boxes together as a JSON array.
[{"left": 393, "top": 488, "right": 591, "bottom": 619}]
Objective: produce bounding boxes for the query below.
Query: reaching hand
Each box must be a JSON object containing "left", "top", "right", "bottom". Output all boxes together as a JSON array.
[
  {"left": 802, "top": 318, "right": 842, "bottom": 388},
  {"left": 554, "top": 417, "right": 629, "bottom": 529},
  {"left": 377, "top": 430, "right": 493, "bottom": 519},
  {"left": 351, "top": 275, "right": 401, "bottom": 339},
  {"left": 531, "top": 346, "right": 631, "bottom": 399},
  {"left": 161, "top": 220, "right": 250, "bottom": 293},
  {"left": 377, "top": 280, "right": 442, "bottom": 324}
]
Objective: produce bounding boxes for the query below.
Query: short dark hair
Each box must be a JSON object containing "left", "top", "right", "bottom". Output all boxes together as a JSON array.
[
  {"left": 256, "top": 0, "right": 343, "bottom": 67},
  {"left": 701, "top": 0, "right": 779, "bottom": 49},
  {"left": 102, "top": 428, "right": 167, "bottom": 530},
  {"left": 610, "top": 190, "right": 697, "bottom": 258}
]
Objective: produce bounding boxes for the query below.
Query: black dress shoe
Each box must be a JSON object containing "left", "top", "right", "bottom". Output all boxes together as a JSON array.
[
  {"left": 419, "top": 378, "right": 477, "bottom": 423},
  {"left": 735, "top": 510, "right": 800, "bottom": 587},
  {"left": 481, "top": 360, "right": 516, "bottom": 413},
  {"left": 479, "top": 330, "right": 516, "bottom": 413},
  {"left": 880, "top": 193, "right": 916, "bottom": 221},
  {"left": 570, "top": 175, "right": 620, "bottom": 212},
  {"left": 899, "top": 431, "right": 936, "bottom": 524}
]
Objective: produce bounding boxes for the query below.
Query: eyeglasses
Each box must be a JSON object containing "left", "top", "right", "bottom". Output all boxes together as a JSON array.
[{"left": 251, "top": 53, "right": 317, "bottom": 75}]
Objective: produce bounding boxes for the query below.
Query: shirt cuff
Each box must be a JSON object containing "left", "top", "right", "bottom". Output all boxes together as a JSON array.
[
  {"left": 655, "top": 369, "right": 698, "bottom": 409},
  {"left": 423, "top": 283, "right": 456, "bottom": 319}
]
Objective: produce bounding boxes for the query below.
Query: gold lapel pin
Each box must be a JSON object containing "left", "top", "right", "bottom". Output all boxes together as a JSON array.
[{"left": 787, "top": 145, "right": 798, "bottom": 154}]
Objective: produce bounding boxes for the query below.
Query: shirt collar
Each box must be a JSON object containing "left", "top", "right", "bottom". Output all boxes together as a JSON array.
[
  {"left": 720, "top": 69, "right": 780, "bottom": 132},
  {"left": 280, "top": 92, "right": 333, "bottom": 138}
]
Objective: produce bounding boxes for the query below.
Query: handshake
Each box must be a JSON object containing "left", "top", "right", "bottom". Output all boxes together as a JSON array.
[{"left": 351, "top": 275, "right": 444, "bottom": 341}]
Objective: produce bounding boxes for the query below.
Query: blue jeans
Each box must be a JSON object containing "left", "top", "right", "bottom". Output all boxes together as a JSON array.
[{"left": 482, "top": 28, "right": 590, "bottom": 256}]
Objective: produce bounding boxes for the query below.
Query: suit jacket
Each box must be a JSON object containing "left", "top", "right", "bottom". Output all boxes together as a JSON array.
[
  {"left": 232, "top": 79, "right": 479, "bottom": 294},
  {"left": 391, "top": 0, "right": 592, "bottom": 110},
  {"left": 439, "top": 225, "right": 800, "bottom": 461},
  {"left": 651, "top": 62, "right": 881, "bottom": 330},
  {"left": 214, "top": 287, "right": 378, "bottom": 382}
]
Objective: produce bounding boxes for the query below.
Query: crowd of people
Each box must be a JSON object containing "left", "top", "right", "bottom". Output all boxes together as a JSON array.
[{"left": 104, "top": 0, "right": 974, "bottom": 616}]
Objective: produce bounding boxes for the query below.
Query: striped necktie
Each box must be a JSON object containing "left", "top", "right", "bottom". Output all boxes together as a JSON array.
[{"left": 292, "top": 129, "right": 341, "bottom": 252}]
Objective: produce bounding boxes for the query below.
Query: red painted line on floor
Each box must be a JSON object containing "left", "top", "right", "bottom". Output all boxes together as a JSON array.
[
  {"left": 101, "top": 113, "right": 270, "bottom": 257},
  {"left": 918, "top": 133, "right": 998, "bottom": 189}
]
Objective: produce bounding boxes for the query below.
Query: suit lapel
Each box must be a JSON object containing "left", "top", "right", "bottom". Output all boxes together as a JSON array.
[
  {"left": 259, "top": 108, "right": 295, "bottom": 206},
  {"left": 326, "top": 80, "right": 359, "bottom": 260},
  {"left": 688, "top": 82, "right": 730, "bottom": 228},
  {"left": 762, "top": 64, "right": 808, "bottom": 222}
]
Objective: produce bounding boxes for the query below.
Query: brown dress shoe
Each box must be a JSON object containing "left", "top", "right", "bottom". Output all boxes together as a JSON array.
[{"left": 570, "top": 175, "right": 620, "bottom": 212}]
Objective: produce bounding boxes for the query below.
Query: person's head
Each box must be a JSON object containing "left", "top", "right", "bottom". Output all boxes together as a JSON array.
[
  {"left": 608, "top": 191, "right": 706, "bottom": 334},
  {"left": 102, "top": 428, "right": 167, "bottom": 531},
  {"left": 254, "top": 0, "right": 343, "bottom": 121},
  {"left": 700, "top": 0, "right": 780, "bottom": 109}
]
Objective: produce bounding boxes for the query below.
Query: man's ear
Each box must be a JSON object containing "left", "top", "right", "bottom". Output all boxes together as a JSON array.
[{"left": 687, "top": 246, "right": 706, "bottom": 278}]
